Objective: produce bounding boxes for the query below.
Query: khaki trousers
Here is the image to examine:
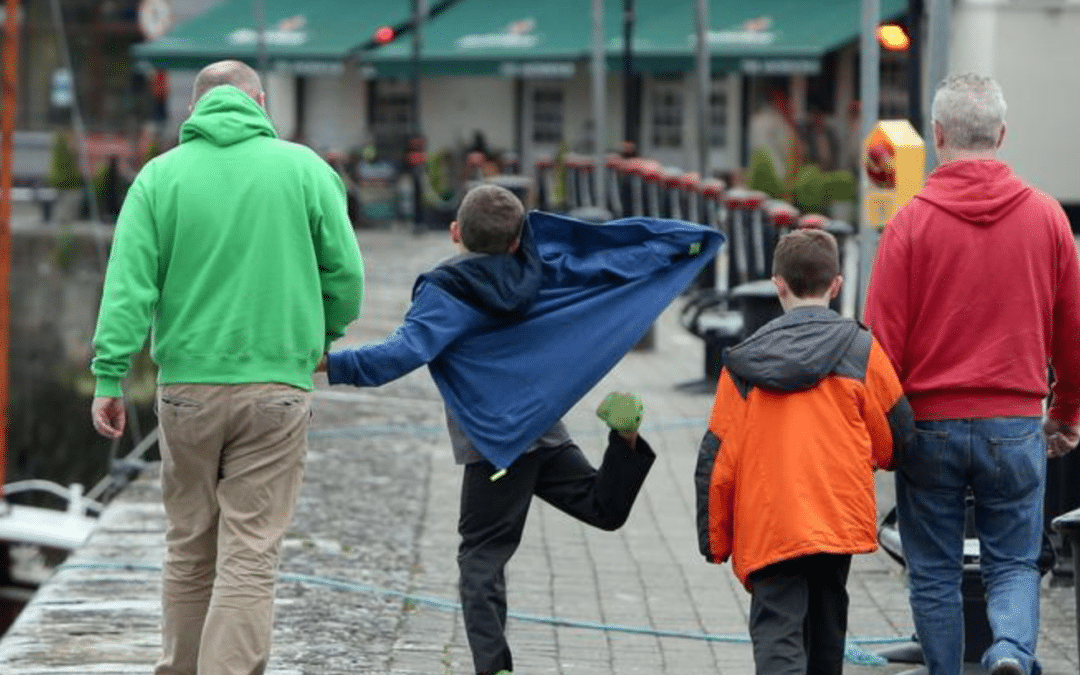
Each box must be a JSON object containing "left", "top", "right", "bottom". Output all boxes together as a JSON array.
[{"left": 154, "top": 383, "right": 311, "bottom": 675}]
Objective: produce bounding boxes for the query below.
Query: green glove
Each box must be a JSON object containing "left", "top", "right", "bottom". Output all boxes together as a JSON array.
[{"left": 596, "top": 392, "right": 643, "bottom": 434}]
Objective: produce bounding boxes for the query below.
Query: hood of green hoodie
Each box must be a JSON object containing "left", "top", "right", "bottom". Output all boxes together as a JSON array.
[{"left": 179, "top": 85, "right": 278, "bottom": 147}]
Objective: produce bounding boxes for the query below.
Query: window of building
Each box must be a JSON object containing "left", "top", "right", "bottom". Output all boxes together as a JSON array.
[
  {"left": 879, "top": 50, "right": 910, "bottom": 120},
  {"left": 709, "top": 85, "right": 728, "bottom": 149},
  {"left": 369, "top": 79, "right": 414, "bottom": 163},
  {"left": 650, "top": 80, "right": 683, "bottom": 149},
  {"left": 531, "top": 87, "right": 564, "bottom": 144}
]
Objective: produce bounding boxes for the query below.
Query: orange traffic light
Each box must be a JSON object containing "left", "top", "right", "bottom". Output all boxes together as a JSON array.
[
  {"left": 373, "top": 25, "right": 395, "bottom": 45},
  {"left": 877, "top": 24, "right": 910, "bottom": 51}
]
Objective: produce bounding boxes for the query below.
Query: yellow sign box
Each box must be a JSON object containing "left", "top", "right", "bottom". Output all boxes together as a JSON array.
[{"left": 862, "top": 119, "right": 925, "bottom": 229}]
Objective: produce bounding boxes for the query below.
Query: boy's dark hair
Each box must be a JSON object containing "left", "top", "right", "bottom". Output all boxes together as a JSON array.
[
  {"left": 457, "top": 184, "right": 524, "bottom": 254},
  {"left": 772, "top": 228, "right": 839, "bottom": 297}
]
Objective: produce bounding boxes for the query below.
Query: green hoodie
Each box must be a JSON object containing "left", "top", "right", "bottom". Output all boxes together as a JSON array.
[{"left": 91, "top": 85, "right": 364, "bottom": 397}]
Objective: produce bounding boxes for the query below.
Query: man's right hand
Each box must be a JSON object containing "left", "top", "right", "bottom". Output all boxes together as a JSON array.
[
  {"left": 1043, "top": 418, "right": 1080, "bottom": 459},
  {"left": 92, "top": 396, "right": 126, "bottom": 439}
]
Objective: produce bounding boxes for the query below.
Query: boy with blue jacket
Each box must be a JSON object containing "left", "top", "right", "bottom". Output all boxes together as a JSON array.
[{"left": 323, "top": 184, "right": 670, "bottom": 675}]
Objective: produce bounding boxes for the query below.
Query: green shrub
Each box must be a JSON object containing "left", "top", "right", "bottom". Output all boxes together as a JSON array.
[
  {"left": 143, "top": 137, "right": 162, "bottom": 166},
  {"left": 822, "top": 169, "right": 856, "bottom": 204},
  {"left": 48, "top": 132, "right": 82, "bottom": 190},
  {"left": 425, "top": 149, "right": 453, "bottom": 203},
  {"left": 794, "top": 165, "right": 828, "bottom": 215},
  {"left": 92, "top": 163, "right": 109, "bottom": 204},
  {"left": 747, "top": 148, "right": 783, "bottom": 199},
  {"left": 552, "top": 142, "right": 568, "bottom": 210}
]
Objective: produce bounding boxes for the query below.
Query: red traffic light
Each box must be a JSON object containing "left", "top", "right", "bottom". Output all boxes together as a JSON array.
[{"left": 373, "top": 25, "right": 395, "bottom": 45}]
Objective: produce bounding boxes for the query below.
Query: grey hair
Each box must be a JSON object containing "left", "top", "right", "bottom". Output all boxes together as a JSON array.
[{"left": 931, "top": 73, "right": 1007, "bottom": 150}]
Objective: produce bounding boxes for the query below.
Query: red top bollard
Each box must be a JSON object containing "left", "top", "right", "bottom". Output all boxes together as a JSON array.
[
  {"left": 407, "top": 150, "right": 427, "bottom": 167},
  {"left": 766, "top": 201, "right": 800, "bottom": 229},
  {"left": 698, "top": 178, "right": 727, "bottom": 201},
  {"left": 723, "top": 187, "right": 767, "bottom": 211},
  {"left": 641, "top": 161, "right": 665, "bottom": 185},
  {"left": 679, "top": 172, "right": 701, "bottom": 192},
  {"left": 624, "top": 158, "right": 648, "bottom": 177},
  {"left": 661, "top": 169, "right": 683, "bottom": 190},
  {"left": 798, "top": 214, "right": 830, "bottom": 229},
  {"left": 743, "top": 190, "right": 768, "bottom": 210}
]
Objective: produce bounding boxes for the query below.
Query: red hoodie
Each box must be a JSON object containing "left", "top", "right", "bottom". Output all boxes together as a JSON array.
[{"left": 864, "top": 159, "right": 1080, "bottom": 425}]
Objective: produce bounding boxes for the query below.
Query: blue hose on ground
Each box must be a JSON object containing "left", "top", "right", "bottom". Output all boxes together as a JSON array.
[
  {"left": 308, "top": 417, "right": 709, "bottom": 441},
  {"left": 61, "top": 561, "right": 906, "bottom": 666}
]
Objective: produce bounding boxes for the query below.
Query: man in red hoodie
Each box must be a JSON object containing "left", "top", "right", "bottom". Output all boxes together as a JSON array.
[{"left": 864, "top": 73, "right": 1080, "bottom": 675}]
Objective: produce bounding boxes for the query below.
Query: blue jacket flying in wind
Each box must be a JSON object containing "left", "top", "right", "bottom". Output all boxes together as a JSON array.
[{"left": 327, "top": 210, "right": 724, "bottom": 469}]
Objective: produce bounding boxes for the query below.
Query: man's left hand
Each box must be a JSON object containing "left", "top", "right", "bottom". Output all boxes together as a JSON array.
[{"left": 1043, "top": 418, "right": 1079, "bottom": 459}]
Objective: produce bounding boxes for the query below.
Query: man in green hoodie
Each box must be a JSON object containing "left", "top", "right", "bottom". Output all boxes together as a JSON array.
[{"left": 90, "top": 60, "right": 364, "bottom": 675}]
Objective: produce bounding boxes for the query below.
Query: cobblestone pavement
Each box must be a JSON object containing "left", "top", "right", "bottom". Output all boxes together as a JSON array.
[
  {"left": 0, "top": 224, "right": 1075, "bottom": 675},
  {"left": 276, "top": 226, "right": 1079, "bottom": 675}
]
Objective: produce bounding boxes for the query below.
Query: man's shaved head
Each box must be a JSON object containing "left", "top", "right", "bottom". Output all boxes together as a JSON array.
[{"left": 191, "top": 60, "right": 263, "bottom": 106}]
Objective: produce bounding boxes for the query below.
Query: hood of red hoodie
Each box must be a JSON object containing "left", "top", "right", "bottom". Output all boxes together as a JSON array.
[{"left": 915, "top": 159, "right": 1032, "bottom": 225}]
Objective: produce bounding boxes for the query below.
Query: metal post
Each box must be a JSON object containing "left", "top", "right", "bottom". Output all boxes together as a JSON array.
[
  {"left": 695, "top": 0, "right": 710, "bottom": 181},
  {"left": 253, "top": 0, "right": 269, "bottom": 109},
  {"left": 591, "top": 0, "right": 606, "bottom": 217},
  {"left": 924, "top": 0, "right": 951, "bottom": 173},
  {"left": 0, "top": 0, "right": 21, "bottom": 503},
  {"left": 857, "top": 0, "right": 881, "bottom": 316},
  {"left": 48, "top": 0, "right": 100, "bottom": 225},
  {"left": 623, "top": 0, "right": 636, "bottom": 149},
  {"left": 411, "top": 0, "right": 425, "bottom": 231},
  {"left": 906, "top": 0, "right": 923, "bottom": 134},
  {"left": 860, "top": 0, "right": 881, "bottom": 160}
]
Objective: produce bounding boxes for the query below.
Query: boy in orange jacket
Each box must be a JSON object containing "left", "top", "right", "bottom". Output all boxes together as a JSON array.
[{"left": 694, "top": 228, "right": 914, "bottom": 675}]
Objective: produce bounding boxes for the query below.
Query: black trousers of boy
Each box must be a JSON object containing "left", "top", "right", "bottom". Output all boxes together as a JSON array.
[
  {"left": 457, "top": 431, "right": 655, "bottom": 675},
  {"left": 747, "top": 553, "right": 853, "bottom": 675}
]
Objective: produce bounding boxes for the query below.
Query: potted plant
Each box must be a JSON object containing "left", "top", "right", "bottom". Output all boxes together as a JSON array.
[
  {"left": 822, "top": 169, "right": 857, "bottom": 223},
  {"left": 793, "top": 165, "right": 828, "bottom": 215},
  {"left": 747, "top": 148, "right": 784, "bottom": 200},
  {"left": 47, "top": 131, "right": 83, "bottom": 223}
]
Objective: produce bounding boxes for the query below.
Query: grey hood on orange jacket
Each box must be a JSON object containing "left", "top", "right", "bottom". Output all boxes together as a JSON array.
[{"left": 723, "top": 306, "right": 862, "bottom": 394}]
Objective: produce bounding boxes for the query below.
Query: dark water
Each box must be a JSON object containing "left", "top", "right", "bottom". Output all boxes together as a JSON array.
[{"left": 0, "top": 385, "right": 157, "bottom": 637}]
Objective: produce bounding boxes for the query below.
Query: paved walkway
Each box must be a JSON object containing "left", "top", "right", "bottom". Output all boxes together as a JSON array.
[{"left": 0, "top": 225, "right": 1076, "bottom": 674}]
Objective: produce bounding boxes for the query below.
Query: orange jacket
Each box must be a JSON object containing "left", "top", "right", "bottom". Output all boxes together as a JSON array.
[{"left": 694, "top": 307, "right": 913, "bottom": 589}]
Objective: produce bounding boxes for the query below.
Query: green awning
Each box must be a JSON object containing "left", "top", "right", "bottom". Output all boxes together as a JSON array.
[
  {"left": 132, "top": 0, "right": 415, "bottom": 74},
  {"left": 360, "top": 0, "right": 907, "bottom": 78},
  {"left": 135, "top": 0, "right": 908, "bottom": 77},
  {"left": 357, "top": 0, "right": 599, "bottom": 78},
  {"left": 630, "top": 0, "right": 908, "bottom": 75}
]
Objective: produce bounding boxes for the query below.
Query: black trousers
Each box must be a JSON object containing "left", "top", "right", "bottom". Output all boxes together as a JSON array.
[
  {"left": 747, "top": 553, "right": 853, "bottom": 675},
  {"left": 457, "top": 431, "right": 655, "bottom": 675}
]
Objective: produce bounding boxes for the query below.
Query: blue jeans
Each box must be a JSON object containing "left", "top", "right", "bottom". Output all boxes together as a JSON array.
[{"left": 896, "top": 417, "right": 1046, "bottom": 675}]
